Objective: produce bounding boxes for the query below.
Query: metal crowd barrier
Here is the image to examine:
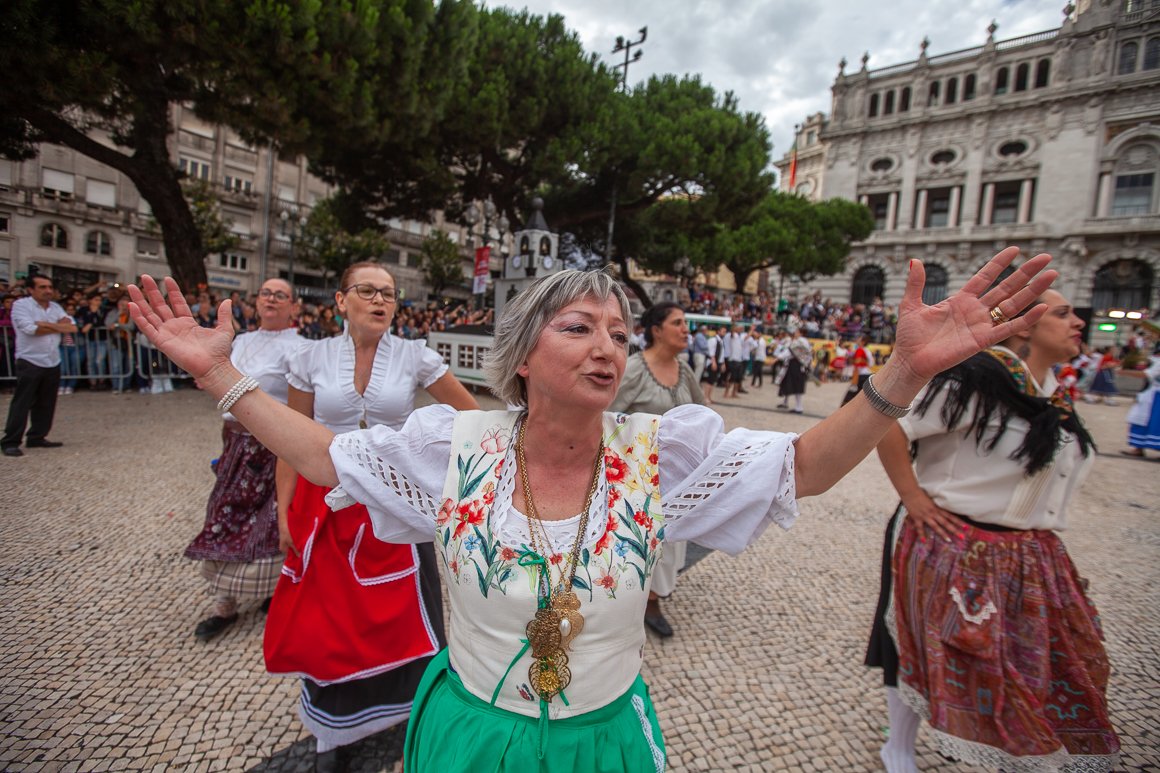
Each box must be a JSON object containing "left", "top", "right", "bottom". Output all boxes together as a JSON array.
[{"left": 0, "top": 327, "right": 193, "bottom": 389}]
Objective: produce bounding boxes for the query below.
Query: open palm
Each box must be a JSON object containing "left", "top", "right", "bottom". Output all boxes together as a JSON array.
[
  {"left": 127, "top": 275, "right": 235, "bottom": 380},
  {"left": 893, "top": 247, "right": 1057, "bottom": 383}
]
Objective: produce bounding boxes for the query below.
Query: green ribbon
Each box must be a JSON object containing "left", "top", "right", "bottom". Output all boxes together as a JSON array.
[{"left": 490, "top": 546, "right": 570, "bottom": 759}]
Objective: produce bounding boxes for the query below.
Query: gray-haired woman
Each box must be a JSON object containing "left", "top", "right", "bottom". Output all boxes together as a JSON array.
[{"left": 128, "top": 247, "right": 1055, "bottom": 771}]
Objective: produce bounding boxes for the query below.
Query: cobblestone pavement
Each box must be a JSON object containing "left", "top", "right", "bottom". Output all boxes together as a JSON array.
[{"left": 1, "top": 381, "right": 1157, "bottom": 772}]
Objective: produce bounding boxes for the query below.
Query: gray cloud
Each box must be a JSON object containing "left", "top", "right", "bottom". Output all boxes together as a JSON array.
[{"left": 506, "top": 0, "right": 1061, "bottom": 161}]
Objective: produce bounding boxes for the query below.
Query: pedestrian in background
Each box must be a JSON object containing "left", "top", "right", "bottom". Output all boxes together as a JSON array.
[
  {"left": 1123, "top": 342, "right": 1160, "bottom": 459},
  {"left": 2, "top": 276, "right": 75, "bottom": 456}
]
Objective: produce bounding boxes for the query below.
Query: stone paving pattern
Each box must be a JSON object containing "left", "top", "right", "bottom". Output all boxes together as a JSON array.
[{"left": 1, "top": 381, "right": 1157, "bottom": 772}]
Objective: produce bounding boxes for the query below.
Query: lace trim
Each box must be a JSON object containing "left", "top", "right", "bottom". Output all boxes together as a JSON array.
[
  {"left": 631, "top": 694, "right": 666, "bottom": 773},
  {"left": 332, "top": 433, "right": 442, "bottom": 520},
  {"left": 347, "top": 526, "right": 419, "bottom": 586},
  {"left": 488, "top": 430, "right": 609, "bottom": 555},
  {"left": 897, "top": 683, "right": 1119, "bottom": 772},
  {"left": 949, "top": 586, "right": 998, "bottom": 625},
  {"left": 663, "top": 434, "right": 796, "bottom": 530}
]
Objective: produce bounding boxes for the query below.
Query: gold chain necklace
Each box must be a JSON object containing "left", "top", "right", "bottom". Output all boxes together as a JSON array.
[{"left": 516, "top": 416, "right": 603, "bottom": 702}]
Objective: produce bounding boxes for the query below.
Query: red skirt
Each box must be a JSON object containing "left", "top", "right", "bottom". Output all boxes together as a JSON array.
[
  {"left": 891, "top": 517, "right": 1120, "bottom": 770},
  {"left": 264, "top": 476, "right": 443, "bottom": 685}
]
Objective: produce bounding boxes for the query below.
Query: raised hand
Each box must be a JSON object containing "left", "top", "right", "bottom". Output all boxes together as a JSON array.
[
  {"left": 127, "top": 275, "right": 235, "bottom": 381},
  {"left": 891, "top": 247, "right": 1057, "bottom": 384}
]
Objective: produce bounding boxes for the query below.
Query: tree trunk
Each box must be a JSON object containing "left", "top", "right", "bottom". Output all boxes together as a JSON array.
[
  {"left": 23, "top": 105, "right": 208, "bottom": 289},
  {"left": 728, "top": 265, "right": 755, "bottom": 298},
  {"left": 615, "top": 253, "right": 652, "bottom": 310}
]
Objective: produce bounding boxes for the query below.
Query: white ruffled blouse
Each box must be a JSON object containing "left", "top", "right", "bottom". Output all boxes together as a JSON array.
[{"left": 326, "top": 404, "right": 798, "bottom": 719}]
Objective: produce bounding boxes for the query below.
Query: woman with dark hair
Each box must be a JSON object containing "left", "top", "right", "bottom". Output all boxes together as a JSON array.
[
  {"left": 267, "top": 262, "right": 478, "bottom": 768},
  {"left": 609, "top": 301, "right": 705, "bottom": 637},
  {"left": 868, "top": 289, "right": 1119, "bottom": 772},
  {"left": 128, "top": 247, "right": 1056, "bottom": 772}
]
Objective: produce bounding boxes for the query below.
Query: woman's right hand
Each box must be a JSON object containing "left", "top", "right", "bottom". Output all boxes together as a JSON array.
[
  {"left": 902, "top": 488, "right": 963, "bottom": 543},
  {"left": 127, "top": 276, "right": 234, "bottom": 380}
]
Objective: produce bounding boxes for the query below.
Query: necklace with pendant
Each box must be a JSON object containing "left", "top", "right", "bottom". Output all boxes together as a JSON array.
[{"left": 516, "top": 416, "right": 603, "bottom": 703}]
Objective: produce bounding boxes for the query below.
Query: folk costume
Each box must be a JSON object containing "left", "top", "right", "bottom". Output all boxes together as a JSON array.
[
  {"left": 776, "top": 336, "right": 811, "bottom": 413},
  {"left": 263, "top": 330, "right": 449, "bottom": 751},
  {"left": 1126, "top": 351, "right": 1160, "bottom": 451},
  {"left": 184, "top": 327, "right": 304, "bottom": 620},
  {"left": 866, "top": 346, "right": 1120, "bottom": 772},
  {"left": 326, "top": 404, "right": 798, "bottom": 771},
  {"left": 609, "top": 353, "right": 707, "bottom": 622}
]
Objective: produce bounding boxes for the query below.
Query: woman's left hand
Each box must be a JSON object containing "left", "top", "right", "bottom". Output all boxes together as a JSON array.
[{"left": 890, "top": 247, "right": 1057, "bottom": 385}]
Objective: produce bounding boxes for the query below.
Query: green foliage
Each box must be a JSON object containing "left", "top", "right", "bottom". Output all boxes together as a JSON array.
[
  {"left": 181, "top": 180, "right": 240, "bottom": 256},
  {"left": 296, "top": 196, "right": 390, "bottom": 288},
  {"left": 712, "top": 192, "right": 875, "bottom": 293},
  {"left": 419, "top": 230, "right": 466, "bottom": 298},
  {"left": 0, "top": 0, "right": 472, "bottom": 288}
]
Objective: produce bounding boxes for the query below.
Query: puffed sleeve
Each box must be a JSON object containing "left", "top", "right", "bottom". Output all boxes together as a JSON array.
[
  {"left": 412, "top": 339, "right": 450, "bottom": 388},
  {"left": 659, "top": 404, "right": 798, "bottom": 554},
  {"left": 285, "top": 339, "right": 318, "bottom": 393},
  {"left": 326, "top": 403, "right": 456, "bottom": 543}
]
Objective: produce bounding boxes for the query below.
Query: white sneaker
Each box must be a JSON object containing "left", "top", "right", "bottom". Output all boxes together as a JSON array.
[
  {"left": 58, "top": 387, "right": 66, "bottom": 395},
  {"left": 65, "top": 387, "right": 74, "bottom": 394},
  {"left": 1105, "top": 398, "right": 1119, "bottom": 406}
]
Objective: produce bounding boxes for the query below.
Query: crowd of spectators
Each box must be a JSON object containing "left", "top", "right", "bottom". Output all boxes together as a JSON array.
[
  {"left": 0, "top": 278, "right": 493, "bottom": 393},
  {"left": 684, "top": 284, "right": 899, "bottom": 343}
]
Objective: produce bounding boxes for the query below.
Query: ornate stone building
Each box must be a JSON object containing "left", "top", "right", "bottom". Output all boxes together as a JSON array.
[
  {"left": 774, "top": 2, "right": 1160, "bottom": 343},
  {"left": 0, "top": 105, "right": 476, "bottom": 302}
]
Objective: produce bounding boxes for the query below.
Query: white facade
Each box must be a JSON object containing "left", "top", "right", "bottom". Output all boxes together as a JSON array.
[
  {"left": 0, "top": 105, "right": 476, "bottom": 302},
  {"left": 773, "top": 4, "right": 1160, "bottom": 343}
]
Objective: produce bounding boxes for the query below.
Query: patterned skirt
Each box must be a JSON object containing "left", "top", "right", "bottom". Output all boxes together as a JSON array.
[
  {"left": 889, "top": 515, "right": 1120, "bottom": 771},
  {"left": 184, "top": 423, "right": 281, "bottom": 563}
]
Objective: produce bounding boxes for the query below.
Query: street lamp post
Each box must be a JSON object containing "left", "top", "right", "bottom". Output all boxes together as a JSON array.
[
  {"left": 606, "top": 27, "right": 647, "bottom": 267},
  {"left": 464, "top": 198, "right": 510, "bottom": 310},
  {"left": 279, "top": 209, "right": 307, "bottom": 296}
]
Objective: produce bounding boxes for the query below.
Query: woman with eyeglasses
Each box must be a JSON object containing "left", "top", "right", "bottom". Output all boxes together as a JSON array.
[
  {"left": 265, "top": 262, "right": 478, "bottom": 769},
  {"left": 184, "top": 278, "right": 305, "bottom": 643}
]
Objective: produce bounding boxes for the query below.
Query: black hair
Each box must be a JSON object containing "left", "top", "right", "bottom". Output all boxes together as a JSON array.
[{"left": 641, "top": 302, "right": 683, "bottom": 347}]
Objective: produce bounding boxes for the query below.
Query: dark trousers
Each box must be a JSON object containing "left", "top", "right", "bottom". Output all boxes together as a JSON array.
[{"left": 2, "top": 360, "right": 61, "bottom": 449}]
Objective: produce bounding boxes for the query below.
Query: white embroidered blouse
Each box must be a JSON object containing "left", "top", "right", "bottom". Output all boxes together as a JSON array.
[
  {"left": 326, "top": 404, "right": 797, "bottom": 719},
  {"left": 286, "top": 330, "right": 448, "bottom": 432},
  {"left": 223, "top": 328, "right": 306, "bottom": 420}
]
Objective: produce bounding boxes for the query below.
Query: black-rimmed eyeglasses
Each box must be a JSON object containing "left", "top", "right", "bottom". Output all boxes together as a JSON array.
[
  {"left": 258, "top": 289, "right": 291, "bottom": 301},
  {"left": 343, "top": 284, "right": 397, "bottom": 302}
]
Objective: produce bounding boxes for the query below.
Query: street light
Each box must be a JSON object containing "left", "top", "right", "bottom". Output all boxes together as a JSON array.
[
  {"left": 279, "top": 208, "right": 307, "bottom": 294},
  {"left": 464, "top": 198, "right": 510, "bottom": 308}
]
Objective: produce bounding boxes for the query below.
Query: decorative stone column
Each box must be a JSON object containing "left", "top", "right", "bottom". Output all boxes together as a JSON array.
[{"left": 980, "top": 182, "right": 995, "bottom": 226}]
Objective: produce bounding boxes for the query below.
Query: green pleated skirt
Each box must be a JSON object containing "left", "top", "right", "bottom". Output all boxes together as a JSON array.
[{"left": 403, "top": 649, "right": 666, "bottom": 772}]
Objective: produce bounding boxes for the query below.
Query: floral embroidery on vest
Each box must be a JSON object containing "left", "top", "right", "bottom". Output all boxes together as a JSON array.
[{"left": 437, "top": 411, "right": 664, "bottom": 600}]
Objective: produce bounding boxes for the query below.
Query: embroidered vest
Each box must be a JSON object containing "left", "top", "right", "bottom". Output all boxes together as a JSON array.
[{"left": 437, "top": 409, "right": 664, "bottom": 718}]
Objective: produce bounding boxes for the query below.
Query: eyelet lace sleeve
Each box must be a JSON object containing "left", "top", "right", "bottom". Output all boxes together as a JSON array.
[
  {"left": 326, "top": 404, "right": 456, "bottom": 544},
  {"left": 659, "top": 404, "right": 798, "bottom": 555}
]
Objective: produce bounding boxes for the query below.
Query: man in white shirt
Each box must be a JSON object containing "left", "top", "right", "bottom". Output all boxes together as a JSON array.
[
  {"left": 3, "top": 276, "right": 77, "bottom": 456},
  {"left": 724, "top": 323, "right": 748, "bottom": 398}
]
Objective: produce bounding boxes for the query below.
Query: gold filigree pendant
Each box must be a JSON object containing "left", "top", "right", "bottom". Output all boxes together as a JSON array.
[
  {"left": 529, "top": 651, "right": 571, "bottom": 701},
  {"left": 551, "top": 589, "right": 584, "bottom": 648}
]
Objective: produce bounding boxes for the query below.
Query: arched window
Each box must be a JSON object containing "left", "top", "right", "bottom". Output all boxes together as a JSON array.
[
  {"left": 994, "top": 67, "right": 1010, "bottom": 95},
  {"left": 928, "top": 81, "right": 940, "bottom": 106},
  {"left": 1035, "top": 58, "right": 1051, "bottom": 87},
  {"left": 884, "top": 90, "right": 895, "bottom": 115},
  {"left": 868, "top": 93, "right": 879, "bottom": 118},
  {"left": 40, "top": 223, "right": 68, "bottom": 249},
  {"left": 1145, "top": 38, "right": 1160, "bottom": 70},
  {"left": 851, "top": 265, "right": 886, "bottom": 307},
  {"left": 85, "top": 231, "right": 112, "bottom": 256},
  {"left": 945, "top": 77, "right": 958, "bottom": 104},
  {"left": 921, "top": 264, "right": 950, "bottom": 305},
  {"left": 1092, "top": 258, "right": 1153, "bottom": 311},
  {"left": 900, "top": 87, "right": 911, "bottom": 112},
  {"left": 1119, "top": 41, "right": 1139, "bottom": 74},
  {"left": 964, "top": 74, "right": 977, "bottom": 100},
  {"left": 1015, "top": 63, "right": 1030, "bottom": 91}
]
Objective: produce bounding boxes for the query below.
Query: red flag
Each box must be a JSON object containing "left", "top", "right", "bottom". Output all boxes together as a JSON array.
[
  {"left": 472, "top": 246, "right": 490, "bottom": 295},
  {"left": 787, "top": 141, "right": 798, "bottom": 190}
]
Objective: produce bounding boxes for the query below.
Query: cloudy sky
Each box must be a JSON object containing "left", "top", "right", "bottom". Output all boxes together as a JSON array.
[{"left": 506, "top": 0, "right": 1063, "bottom": 165}]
